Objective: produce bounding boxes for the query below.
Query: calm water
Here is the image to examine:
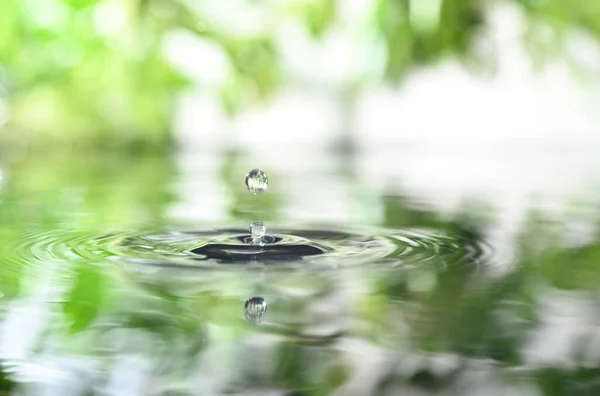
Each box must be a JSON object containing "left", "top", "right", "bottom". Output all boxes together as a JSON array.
[{"left": 0, "top": 149, "right": 599, "bottom": 395}]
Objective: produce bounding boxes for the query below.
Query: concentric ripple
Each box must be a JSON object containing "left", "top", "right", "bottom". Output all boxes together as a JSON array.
[{"left": 7, "top": 226, "right": 493, "bottom": 270}]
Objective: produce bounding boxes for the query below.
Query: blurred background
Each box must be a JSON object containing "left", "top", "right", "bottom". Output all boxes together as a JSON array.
[
  {"left": 1, "top": 0, "right": 600, "bottom": 150},
  {"left": 1, "top": 0, "right": 600, "bottom": 395}
]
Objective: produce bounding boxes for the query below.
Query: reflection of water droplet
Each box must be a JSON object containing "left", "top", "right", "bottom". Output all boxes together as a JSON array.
[
  {"left": 249, "top": 221, "right": 267, "bottom": 245},
  {"left": 245, "top": 169, "right": 268, "bottom": 195},
  {"left": 244, "top": 296, "right": 267, "bottom": 323}
]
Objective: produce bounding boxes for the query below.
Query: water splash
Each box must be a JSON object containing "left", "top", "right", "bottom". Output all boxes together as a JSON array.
[
  {"left": 249, "top": 221, "right": 267, "bottom": 246},
  {"left": 6, "top": 226, "right": 489, "bottom": 270}
]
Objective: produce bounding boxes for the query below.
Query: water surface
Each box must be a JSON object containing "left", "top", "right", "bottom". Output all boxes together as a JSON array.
[{"left": 0, "top": 151, "right": 598, "bottom": 395}]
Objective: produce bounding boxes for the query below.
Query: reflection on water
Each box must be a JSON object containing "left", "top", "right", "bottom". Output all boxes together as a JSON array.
[
  {"left": 244, "top": 297, "right": 268, "bottom": 324},
  {"left": 0, "top": 151, "right": 599, "bottom": 395}
]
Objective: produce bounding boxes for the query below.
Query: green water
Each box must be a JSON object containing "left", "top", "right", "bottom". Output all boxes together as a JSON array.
[{"left": 0, "top": 151, "right": 599, "bottom": 395}]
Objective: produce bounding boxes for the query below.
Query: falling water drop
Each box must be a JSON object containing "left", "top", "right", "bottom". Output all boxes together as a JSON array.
[
  {"left": 244, "top": 296, "right": 267, "bottom": 324},
  {"left": 245, "top": 169, "right": 268, "bottom": 195}
]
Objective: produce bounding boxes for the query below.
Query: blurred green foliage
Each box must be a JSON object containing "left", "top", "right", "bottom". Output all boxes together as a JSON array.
[{"left": 0, "top": 0, "right": 598, "bottom": 150}]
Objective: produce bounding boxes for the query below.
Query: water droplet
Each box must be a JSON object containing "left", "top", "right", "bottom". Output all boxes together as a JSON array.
[
  {"left": 249, "top": 221, "right": 267, "bottom": 245},
  {"left": 245, "top": 169, "right": 268, "bottom": 195},
  {"left": 244, "top": 296, "right": 267, "bottom": 324}
]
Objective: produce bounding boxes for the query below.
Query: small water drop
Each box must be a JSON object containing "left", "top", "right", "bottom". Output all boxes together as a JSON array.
[
  {"left": 245, "top": 169, "right": 268, "bottom": 195},
  {"left": 250, "top": 221, "right": 267, "bottom": 245},
  {"left": 244, "top": 296, "right": 267, "bottom": 324}
]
